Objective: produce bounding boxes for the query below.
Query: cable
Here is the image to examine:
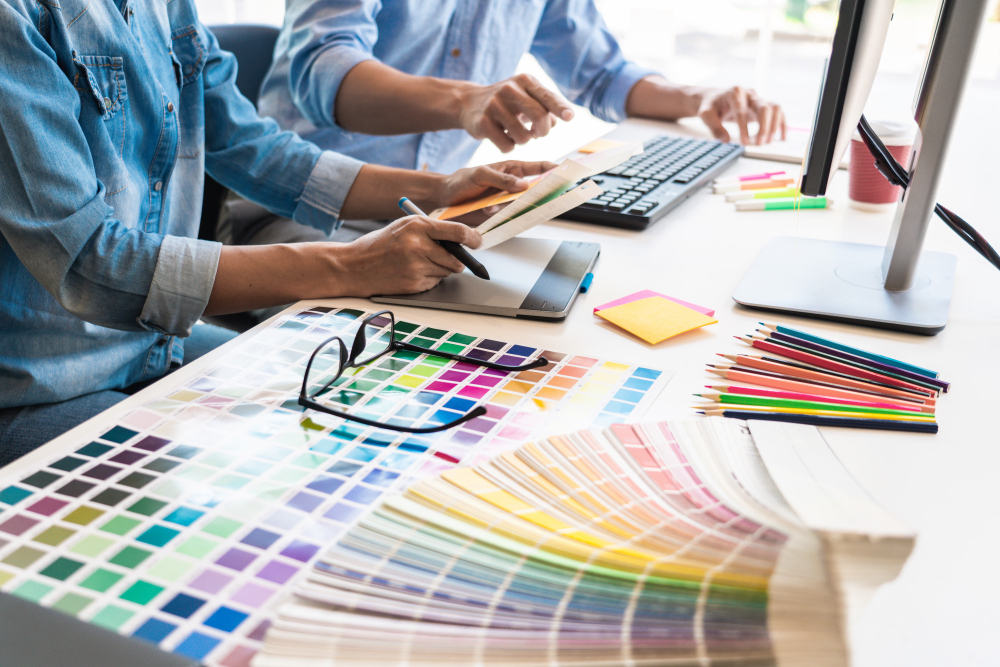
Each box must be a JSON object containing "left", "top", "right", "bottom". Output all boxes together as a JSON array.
[{"left": 857, "top": 115, "right": 1000, "bottom": 271}]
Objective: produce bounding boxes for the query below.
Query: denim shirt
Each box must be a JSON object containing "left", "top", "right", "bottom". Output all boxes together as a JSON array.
[
  {"left": 257, "top": 0, "right": 658, "bottom": 174},
  {"left": 0, "top": 0, "right": 365, "bottom": 408}
]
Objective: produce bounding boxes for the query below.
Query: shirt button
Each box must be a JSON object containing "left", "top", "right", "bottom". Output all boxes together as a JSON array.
[
  {"left": 154, "top": 181, "right": 163, "bottom": 192},
  {"left": 451, "top": 48, "right": 461, "bottom": 57},
  {"left": 157, "top": 337, "right": 167, "bottom": 346},
  {"left": 167, "top": 102, "right": 175, "bottom": 113},
  {"left": 421, "top": 163, "right": 429, "bottom": 171},
  {"left": 103, "top": 97, "right": 112, "bottom": 109}
]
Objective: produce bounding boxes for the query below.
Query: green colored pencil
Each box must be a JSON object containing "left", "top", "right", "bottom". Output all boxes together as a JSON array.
[{"left": 694, "top": 391, "right": 937, "bottom": 420}]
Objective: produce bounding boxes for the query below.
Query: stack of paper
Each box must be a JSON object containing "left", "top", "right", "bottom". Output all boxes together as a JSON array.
[
  {"left": 257, "top": 418, "right": 914, "bottom": 667},
  {"left": 432, "top": 143, "right": 642, "bottom": 251}
]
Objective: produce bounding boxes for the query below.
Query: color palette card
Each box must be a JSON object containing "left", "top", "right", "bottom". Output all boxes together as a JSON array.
[
  {"left": 596, "top": 296, "right": 718, "bottom": 344},
  {"left": 0, "top": 306, "right": 671, "bottom": 667}
]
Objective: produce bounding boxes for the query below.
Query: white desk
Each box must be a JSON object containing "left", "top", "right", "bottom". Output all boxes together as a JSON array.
[{"left": 7, "top": 118, "right": 1000, "bottom": 665}]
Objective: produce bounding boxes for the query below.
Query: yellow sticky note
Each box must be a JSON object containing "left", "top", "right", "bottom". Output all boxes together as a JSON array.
[
  {"left": 578, "top": 138, "right": 625, "bottom": 154},
  {"left": 595, "top": 296, "right": 717, "bottom": 344}
]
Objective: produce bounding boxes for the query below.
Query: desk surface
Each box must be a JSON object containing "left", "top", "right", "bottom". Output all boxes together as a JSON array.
[{"left": 6, "top": 118, "right": 1000, "bottom": 665}]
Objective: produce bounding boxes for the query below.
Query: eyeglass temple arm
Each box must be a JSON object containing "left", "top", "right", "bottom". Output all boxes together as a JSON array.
[
  {"left": 297, "top": 396, "right": 487, "bottom": 434},
  {"left": 394, "top": 341, "right": 548, "bottom": 372}
]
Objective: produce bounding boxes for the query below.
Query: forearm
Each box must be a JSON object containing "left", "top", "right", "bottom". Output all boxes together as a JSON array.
[
  {"left": 336, "top": 60, "right": 471, "bottom": 135},
  {"left": 339, "top": 163, "right": 443, "bottom": 220},
  {"left": 205, "top": 243, "right": 350, "bottom": 316},
  {"left": 625, "top": 75, "right": 706, "bottom": 121}
]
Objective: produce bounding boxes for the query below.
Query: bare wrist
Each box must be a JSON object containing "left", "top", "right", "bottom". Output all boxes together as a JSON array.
[{"left": 627, "top": 76, "right": 704, "bottom": 120}]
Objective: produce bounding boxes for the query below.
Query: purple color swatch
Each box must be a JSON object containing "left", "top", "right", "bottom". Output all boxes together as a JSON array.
[
  {"left": 462, "top": 418, "right": 495, "bottom": 434},
  {"left": 469, "top": 375, "right": 503, "bottom": 388},
  {"left": 450, "top": 362, "right": 480, "bottom": 372},
  {"left": 256, "top": 559, "right": 298, "bottom": 585},
  {"left": 189, "top": 568, "right": 234, "bottom": 594},
  {"left": 133, "top": 436, "right": 170, "bottom": 452},
  {"left": 477, "top": 339, "right": 505, "bottom": 351},
  {"left": 240, "top": 528, "right": 281, "bottom": 550},
  {"left": 450, "top": 431, "right": 483, "bottom": 446},
  {"left": 438, "top": 370, "right": 470, "bottom": 383},
  {"left": 25, "top": 497, "right": 69, "bottom": 516},
  {"left": 230, "top": 582, "right": 275, "bottom": 608},
  {"left": 0, "top": 514, "right": 39, "bottom": 536},
  {"left": 110, "top": 450, "right": 147, "bottom": 465},
  {"left": 285, "top": 492, "right": 323, "bottom": 513},
  {"left": 495, "top": 355, "right": 524, "bottom": 366},
  {"left": 424, "top": 381, "right": 456, "bottom": 393},
  {"left": 216, "top": 548, "right": 257, "bottom": 572},
  {"left": 280, "top": 540, "right": 320, "bottom": 563},
  {"left": 323, "top": 503, "right": 363, "bottom": 523}
]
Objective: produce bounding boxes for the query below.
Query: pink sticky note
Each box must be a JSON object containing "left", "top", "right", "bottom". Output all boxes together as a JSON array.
[{"left": 594, "top": 290, "right": 715, "bottom": 317}]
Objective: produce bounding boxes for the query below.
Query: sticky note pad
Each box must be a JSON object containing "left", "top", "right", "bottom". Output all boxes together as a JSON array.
[
  {"left": 595, "top": 290, "right": 715, "bottom": 317},
  {"left": 578, "top": 138, "right": 625, "bottom": 154},
  {"left": 596, "top": 297, "right": 717, "bottom": 344}
]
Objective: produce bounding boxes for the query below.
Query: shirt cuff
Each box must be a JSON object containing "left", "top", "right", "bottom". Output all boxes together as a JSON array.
[
  {"left": 138, "top": 235, "right": 221, "bottom": 337},
  {"left": 303, "top": 46, "right": 376, "bottom": 130},
  {"left": 292, "top": 150, "right": 366, "bottom": 234},
  {"left": 597, "top": 62, "right": 661, "bottom": 123}
]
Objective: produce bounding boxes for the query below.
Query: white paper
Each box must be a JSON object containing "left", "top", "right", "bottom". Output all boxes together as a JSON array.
[{"left": 477, "top": 180, "right": 603, "bottom": 251}]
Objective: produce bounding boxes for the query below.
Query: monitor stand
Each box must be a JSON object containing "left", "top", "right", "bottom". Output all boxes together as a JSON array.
[{"left": 732, "top": 236, "right": 955, "bottom": 335}]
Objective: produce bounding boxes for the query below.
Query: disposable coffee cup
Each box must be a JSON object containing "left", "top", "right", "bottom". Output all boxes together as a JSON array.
[{"left": 849, "top": 119, "right": 916, "bottom": 212}]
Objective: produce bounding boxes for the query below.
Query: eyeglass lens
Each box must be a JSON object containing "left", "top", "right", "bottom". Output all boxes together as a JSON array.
[
  {"left": 355, "top": 313, "right": 394, "bottom": 366},
  {"left": 305, "top": 339, "right": 345, "bottom": 399}
]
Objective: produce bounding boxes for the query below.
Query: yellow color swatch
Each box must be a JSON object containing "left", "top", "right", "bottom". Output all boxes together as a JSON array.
[
  {"left": 578, "top": 138, "right": 625, "bottom": 154},
  {"left": 596, "top": 296, "right": 717, "bottom": 344}
]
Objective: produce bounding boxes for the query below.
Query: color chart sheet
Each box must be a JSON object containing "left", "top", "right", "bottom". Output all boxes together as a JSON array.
[{"left": 0, "top": 306, "right": 671, "bottom": 667}]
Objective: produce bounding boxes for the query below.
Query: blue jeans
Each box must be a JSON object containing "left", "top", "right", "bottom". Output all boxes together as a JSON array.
[{"left": 0, "top": 323, "right": 238, "bottom": 468}]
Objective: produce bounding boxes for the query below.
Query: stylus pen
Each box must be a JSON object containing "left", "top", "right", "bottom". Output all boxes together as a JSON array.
[{"left": 397, "top": 198, "right": 490, "bottom": 280}]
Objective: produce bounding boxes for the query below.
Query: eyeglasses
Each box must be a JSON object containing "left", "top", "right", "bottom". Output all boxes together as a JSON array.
[{"left": 299, "top": 310, "right": 548, "bottom": 433}]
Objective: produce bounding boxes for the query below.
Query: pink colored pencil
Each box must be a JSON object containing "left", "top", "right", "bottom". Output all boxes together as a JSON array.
[{"left": 707, "top": 384, "right": 930, "bottom": 414}]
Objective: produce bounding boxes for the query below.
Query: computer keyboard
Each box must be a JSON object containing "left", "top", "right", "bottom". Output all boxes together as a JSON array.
[{"left": 562, "top": 134, "right": 744, "bottom": 230}]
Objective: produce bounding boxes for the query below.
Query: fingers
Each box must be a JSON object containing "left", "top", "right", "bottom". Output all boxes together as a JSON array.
[
  {"left": 489, "top": 95, "right": 535, "bottom": 145},
  {"left": 420, "top": 216, "right": 483, "bottom": 249},
  {"left": 699, "top": 105, "right": 730, "bottom": 143},
  {"left": 732, "top": 86, "right": 751, "bottom": 145},
  {"left": 480, "top": 118, "right": 515, "bottom": 153},
  {"left": 778, "top": 107, "right": 787, "bottom": 141},
  {"left": 488, "top": 160, "right": 558, "bottom": 177},
  {"left": 517, "top": 73, "right": 574, "bottom": 122},
  {"left": 754, "top": 102, "right": 772, "bottom": 146},
  {"left": 471, "top": 165, "right": 528, "bottom": 193}
]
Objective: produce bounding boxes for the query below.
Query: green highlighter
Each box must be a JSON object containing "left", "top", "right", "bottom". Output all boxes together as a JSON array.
[{"left": 735, "top": 196, "right": 831, "bottom": 211}]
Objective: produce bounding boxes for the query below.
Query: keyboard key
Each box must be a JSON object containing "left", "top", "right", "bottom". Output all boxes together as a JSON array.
[
  {"left": 608, "top": 202, "right": 626, "bottom": 211},
  {"left": 623, "top": 169, "right": 640, "bottom": 177},
  {"left": 606, "top": 166, "right": 626, "bottom": 176}
]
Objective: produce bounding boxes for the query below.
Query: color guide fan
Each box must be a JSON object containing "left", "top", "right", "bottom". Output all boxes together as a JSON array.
[{"left": 0, "top": 306, "right": 670, "bottom": 666}]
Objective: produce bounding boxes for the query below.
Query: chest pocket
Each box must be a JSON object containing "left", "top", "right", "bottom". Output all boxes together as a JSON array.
[
  {"left": 73, "top": 53, "right": 129, "bottom": 159},
  {"left": 170, "top": 25, "right": 206, "bottom": 91}
]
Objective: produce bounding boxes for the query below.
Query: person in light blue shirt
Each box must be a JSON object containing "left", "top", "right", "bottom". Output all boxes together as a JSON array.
[
  {"left": 257, "top": 0, "right": 787, "bottom": 177},
  {"left": 0, "top": 0, "right": 549, "bottom": 464}
]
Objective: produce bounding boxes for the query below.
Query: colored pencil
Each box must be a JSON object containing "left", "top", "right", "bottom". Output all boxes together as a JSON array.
[
  {"left": 757, "top": 328, "right": 949, "bottom": 392},
  {"left": 738, "top": 336, "right": 937, "bottom": 395},
  {"left": 725, "top": 187, "right": 799, "bottom": 202},
  {"left": 715, "top": 355, "right": 936, "bottom": 401},
  {"left": 735, "top": 196, "right": 831, "bottom": 211},
  {"left": 697, "top": 409, "right": 939, "bottom": 434},
  {"left": 706, "top": 367, "right": 935, "bottom": 408},
  {"left": 693, "top": 392, "right": 934, "bottom": 419},
  {"left": 712, "top": 178, "right": 796, "bottom": 194},
  {"left": 705, "top": 385, "right": 931, "bottom": 413},
  {"left": 690, "top": 403, "right": 935, "bottom": 422},
  {"left": 714, "top": 170, "right": 786, "bottom": 185},
  {"left": 759, "top": 322, "right": 939, "bottom": 378},
  {"left": 752, "top": 355, "right": 936, "bottom": 398}
]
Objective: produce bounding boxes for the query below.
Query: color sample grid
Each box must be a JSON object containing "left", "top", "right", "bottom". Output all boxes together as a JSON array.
[{"left": 0, "top": 307, "right": 670, "bottom": 666}]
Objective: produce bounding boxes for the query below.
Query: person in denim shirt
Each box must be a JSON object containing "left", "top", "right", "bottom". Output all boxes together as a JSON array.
[
  {"left": 258, "top": 0, "right": 788, "bottom": 175},
  {"left": 220, "top": 0, "right": 785, "bottom": 248},
  {"left": 0, "top": 0, "right": 551, "bottom": 464}
]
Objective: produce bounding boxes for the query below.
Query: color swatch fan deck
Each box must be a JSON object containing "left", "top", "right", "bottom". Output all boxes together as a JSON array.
[
  {"left": 259, "top": 418, "right": 915, "bottom": 667},
  {"left": 0, "top": 306, "right": 670, "bottom": 666}
]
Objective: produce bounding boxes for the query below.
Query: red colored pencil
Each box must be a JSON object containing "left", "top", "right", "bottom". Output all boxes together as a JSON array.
[{"left": 737, "top": 336, "right": 936, "bottom": 395}]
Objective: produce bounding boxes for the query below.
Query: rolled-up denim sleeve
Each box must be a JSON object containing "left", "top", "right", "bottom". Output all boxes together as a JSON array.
[
  {"left": 529, "top": 0, "right": 659, "bottom": 123},
  {"left": 283, "top": 0, "right": 380, "bottom": 129},
  {"left": 0, "top": 5, "right": 216, "bottom": 337},
  {"left": 199, "top": 22, "right": 364, "bottom": 234}
]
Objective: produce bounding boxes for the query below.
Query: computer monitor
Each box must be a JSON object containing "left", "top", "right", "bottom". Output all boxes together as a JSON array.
[{"left": 733, "top": 0, "right": 991, "bottom": 334}]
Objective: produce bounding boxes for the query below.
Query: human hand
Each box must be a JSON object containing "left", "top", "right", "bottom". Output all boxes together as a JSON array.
[
  {"left": 436, "top": 160, "right": 558, "bottom": 208},
  {"left": 698, "top": 86, "right": 786, "bottom": 145},
  {"left": 457, "top": 74, "right": 575, "bottom": 152},
  {"left": 334, "top": 216, "right": 482, "bottom": 296}
]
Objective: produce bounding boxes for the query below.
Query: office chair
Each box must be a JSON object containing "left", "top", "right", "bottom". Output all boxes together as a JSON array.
[{"left": 199, "top": 24, "right": 280, "bottom": 332}]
